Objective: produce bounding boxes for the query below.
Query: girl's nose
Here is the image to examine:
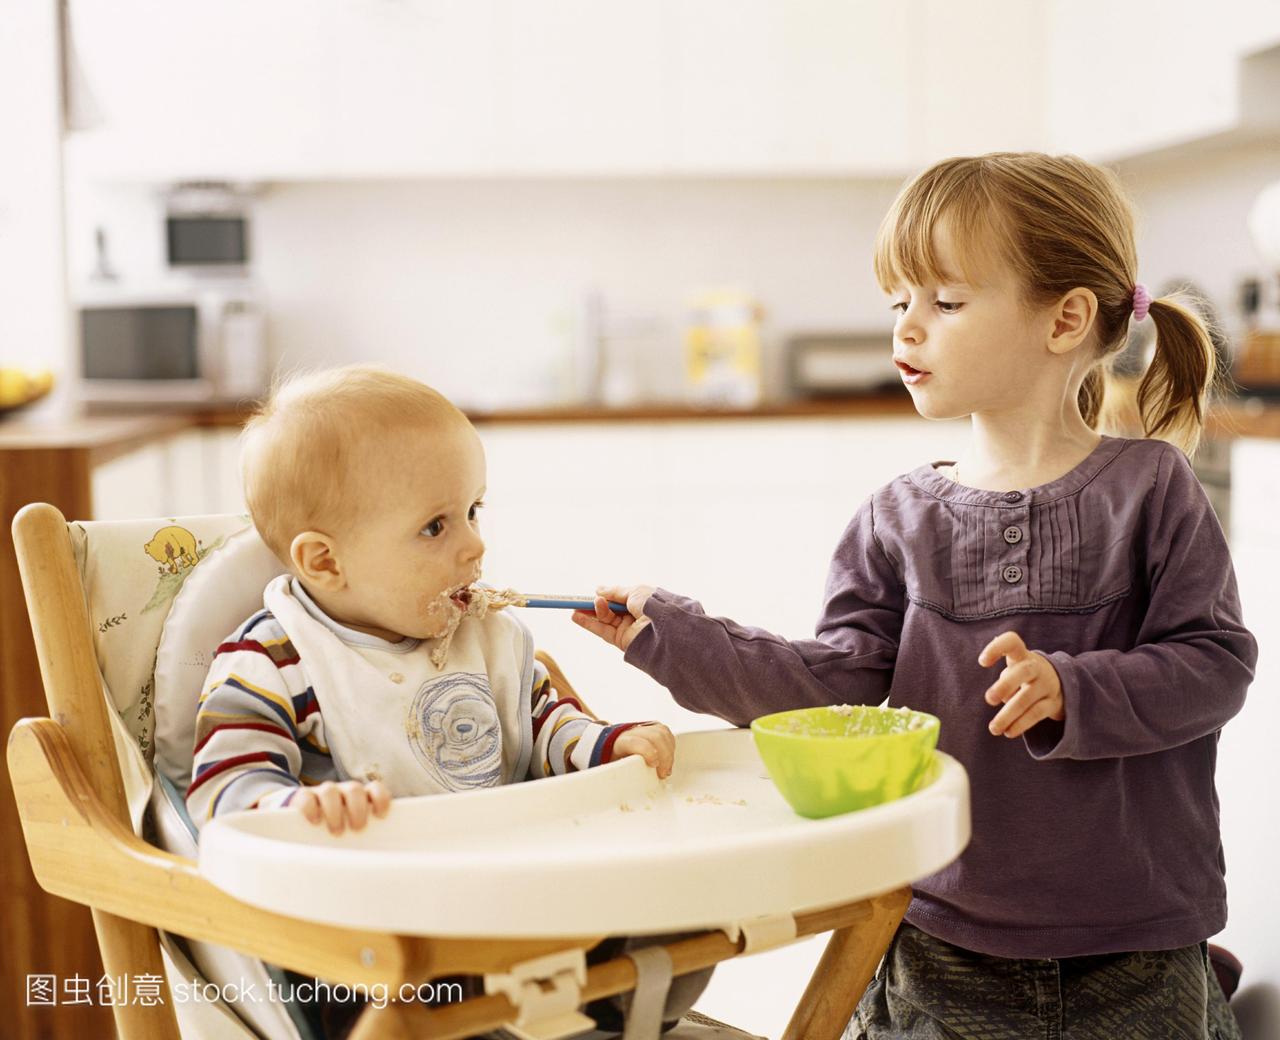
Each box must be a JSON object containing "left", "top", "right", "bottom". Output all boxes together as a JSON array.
[{"left": 896, "top": 310, "right": 924, "bottom": 344}]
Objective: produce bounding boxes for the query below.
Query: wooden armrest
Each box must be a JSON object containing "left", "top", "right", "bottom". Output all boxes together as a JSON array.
[{"left": 6, "top": 716, "right": 598, "bottom": 986}]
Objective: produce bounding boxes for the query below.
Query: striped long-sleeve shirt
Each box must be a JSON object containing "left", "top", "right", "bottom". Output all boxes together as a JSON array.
[{"left": 186, "top": 608, "right": 645, "bottom": 827}]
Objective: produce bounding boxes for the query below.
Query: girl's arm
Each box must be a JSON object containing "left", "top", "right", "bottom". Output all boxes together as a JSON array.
[
  {"left": 1024, "top": 444, "right": 1258, "bottom": 761},
  {"left": 583, "top": 499, "right": 905, "bottom": 728}
]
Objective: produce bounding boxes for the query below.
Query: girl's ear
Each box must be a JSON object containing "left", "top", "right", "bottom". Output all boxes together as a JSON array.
[
  {"left": 1047, "top": 288, "right": 1098, "bottom": 355},
  {"left": 290, "top": 531, "right": 345, "bottom": 590}
]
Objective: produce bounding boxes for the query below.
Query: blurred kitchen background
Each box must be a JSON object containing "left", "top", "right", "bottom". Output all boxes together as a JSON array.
[{"left": 3, "top": 2, "right": 1280, "bottom": 1038}]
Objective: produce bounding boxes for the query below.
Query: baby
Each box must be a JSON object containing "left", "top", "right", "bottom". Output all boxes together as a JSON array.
[{"left": 186, "top": 365, "right": 675, "bottom": 834}]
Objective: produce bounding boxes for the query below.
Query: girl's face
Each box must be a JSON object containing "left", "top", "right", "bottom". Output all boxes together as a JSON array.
[{"left": 887, "top": 226, "right": 1055, "bottom": 421}]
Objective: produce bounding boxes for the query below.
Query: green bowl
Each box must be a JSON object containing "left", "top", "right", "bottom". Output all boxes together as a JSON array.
[{"left": 750, "top": 705, "right": 940, "bottom": 819}]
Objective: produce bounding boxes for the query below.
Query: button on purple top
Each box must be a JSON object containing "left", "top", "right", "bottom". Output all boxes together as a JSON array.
[
  {"left": 1002, "top": 490, "right": 1023, "bottom": 502},
  {"left": 1003, "top": 525, "right": 1023, "bottom": 544},
  {"left": 625, "top": 435, "right": 1257, "bottom": 959}
]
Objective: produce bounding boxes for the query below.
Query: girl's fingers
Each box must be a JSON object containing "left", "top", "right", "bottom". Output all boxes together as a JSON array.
[
  {"left": 978, "top": 630, "right": 1028, "bottom": 667},
  {"left": 572, "top": 610, "right": 622, "bottom": 645},
  {"left": 984, "top": 660, "right": 1037, "bottom": 705},
  {"left": 998, "top": 699, "right": 1056, "bottom": 739},
  {"left": 989, "top": 682, "right": 1042, "bottom": 734}
]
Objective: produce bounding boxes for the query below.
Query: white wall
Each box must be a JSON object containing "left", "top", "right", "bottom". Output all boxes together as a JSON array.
[
  {"left": 1118, "top": 142, "right": 1280, "bottom": 345},
  {"left": 65, "top": 141, "right": 1280, "bottom": 416},
  {"left": 65, "top": 177, "right": 905, "bottom": 409},
  {"left": 0, "top": 0, "right": 69, "bottom": 395}
]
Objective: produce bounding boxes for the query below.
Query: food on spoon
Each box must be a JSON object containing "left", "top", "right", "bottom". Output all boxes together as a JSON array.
[{"left": 429, "top": 585, "right": 529, "bottom": 669}]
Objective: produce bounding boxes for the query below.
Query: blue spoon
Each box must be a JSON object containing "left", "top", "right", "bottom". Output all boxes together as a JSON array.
[{"left": 520, "top": 595, "right": 628, "bottom": 614}]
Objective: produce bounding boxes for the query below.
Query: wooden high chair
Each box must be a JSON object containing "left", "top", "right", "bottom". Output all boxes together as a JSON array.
[{"left": 8, "top": 502, "right": 927, "bottom": 1040}]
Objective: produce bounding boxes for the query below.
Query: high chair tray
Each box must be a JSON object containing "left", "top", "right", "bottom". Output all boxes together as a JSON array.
[{"left": 199, "top": 729, "right": 969, "bottom": 937}]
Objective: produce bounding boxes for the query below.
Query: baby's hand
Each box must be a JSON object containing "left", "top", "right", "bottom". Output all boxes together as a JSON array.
[
  {"left": 290, "top": 780, "right": 391, "bottom": 835},
  {"left": 978, "top": 631, "right": 1065, "bottom": 738},
  {"left": 571, "top": 584, "right": 655, "bottom": 652},
  {"left": 612, "top": 723, "right": 675, "bottom": 779}
]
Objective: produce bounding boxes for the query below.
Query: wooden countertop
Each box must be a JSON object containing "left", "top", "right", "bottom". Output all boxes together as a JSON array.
[
  {"left": 3, "top": 392, "right": 1280, "bottom": 452},
  {"left": 0, "top": 412, "right": 193, "bottom": 466}
]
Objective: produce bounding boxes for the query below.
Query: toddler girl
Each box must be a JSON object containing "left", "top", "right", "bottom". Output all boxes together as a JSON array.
[{"left": 575, "top": 152, "right": 1257, "bottom": 1040}]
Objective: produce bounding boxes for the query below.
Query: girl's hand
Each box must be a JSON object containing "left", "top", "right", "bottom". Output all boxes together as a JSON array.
[
  {"left": 290, "top": 779, "right": 391, "bottom": 835},
  {"left": 978, "top": 631, "right": 1065, "bottom": 738},
  {"left": 571, "top": 584, "right": 655, "bottom": 652},
  {"left": 611, "top": 723, "right": 676, "bottom": 779}
]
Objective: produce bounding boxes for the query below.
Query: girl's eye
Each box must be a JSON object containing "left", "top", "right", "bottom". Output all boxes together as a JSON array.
[
  {"left": 422, "top": 519, "right": 444, "bottom": 538},
  {"left": 891, "top": 301, "right": 908, "bottom": 314},
  {"left": 937, "top": 300, "right": 963, "bottom": 314}
]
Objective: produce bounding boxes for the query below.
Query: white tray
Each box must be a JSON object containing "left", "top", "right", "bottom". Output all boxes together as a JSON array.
[{"left": 199, "top": 729, "right": 969, "bottom": 937}]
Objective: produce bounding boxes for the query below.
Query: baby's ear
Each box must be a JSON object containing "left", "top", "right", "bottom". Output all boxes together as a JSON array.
[{"left": 290, "top": 530, "right": 344, "bottom": 589}]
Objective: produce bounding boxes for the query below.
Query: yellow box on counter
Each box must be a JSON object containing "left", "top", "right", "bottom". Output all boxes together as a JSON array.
[{"left": 684, "top": 289, "right": 764, "bottom": 407}]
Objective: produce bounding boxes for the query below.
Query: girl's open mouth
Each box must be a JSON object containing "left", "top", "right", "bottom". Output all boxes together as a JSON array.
[{"left": 895, "top": 360, "right": 931, "bottom": 384}]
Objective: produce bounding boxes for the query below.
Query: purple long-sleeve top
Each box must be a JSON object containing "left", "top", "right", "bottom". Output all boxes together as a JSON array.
[{"left": 625, "top": 435, "right": 1257, "bottom": 958}]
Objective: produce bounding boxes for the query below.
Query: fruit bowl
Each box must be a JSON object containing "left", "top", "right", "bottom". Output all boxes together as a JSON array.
[
  {"left": 0, "top": 368, "right": 54, "bottom": 416},
  {"left": 751, "top": 704, "right": 940, "bottom": 819}
]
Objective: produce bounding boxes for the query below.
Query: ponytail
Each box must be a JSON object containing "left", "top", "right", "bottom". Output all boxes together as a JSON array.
[{"left": 1134, "top": 295, "right": 1218, "bottom": 458}]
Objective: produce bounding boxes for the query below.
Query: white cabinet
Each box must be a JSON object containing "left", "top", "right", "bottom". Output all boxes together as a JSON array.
[
  {"left": 66, "top": 0, "right": 1275, "bottom": 180},
  {"left": 1045, "top": 0, "right": 1280, "bottom": 161},
  {"left": 1216, "top": 437, "right": 1280, "bottom": 992},
  {"left": 496, "top": 1, "right": 668, "bottom": 174},
  {"left": 671, "top": 1, "right": 914, "bottom": 173},
  {"left": 63, "top": 0, "right": 1026, "bottom": 180},
  {"left": 90, "top": 428, "right": 246, "bottom": 520},
  {"left": 69, "top": 0, "right": 505, "bottom": 180},
  {"left": 910, "top": 0, "right": 1047, "bottom": 164}
]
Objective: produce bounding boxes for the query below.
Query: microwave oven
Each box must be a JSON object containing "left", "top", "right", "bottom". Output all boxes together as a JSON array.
[{"left": 77, "top": 287, "right": 268, "bottom": 406}]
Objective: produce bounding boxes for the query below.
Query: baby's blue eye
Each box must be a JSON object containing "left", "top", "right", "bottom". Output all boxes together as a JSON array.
[
  {"left": 422, "top": 519, "right": 444, "bottom": 538},
  {"left": 468, "top": 501, "right": 485, "bottom": 521}
]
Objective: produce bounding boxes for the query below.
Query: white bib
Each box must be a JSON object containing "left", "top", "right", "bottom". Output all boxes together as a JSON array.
[{"left": 263, "top": 575, "right": 534, "bottom": 796}]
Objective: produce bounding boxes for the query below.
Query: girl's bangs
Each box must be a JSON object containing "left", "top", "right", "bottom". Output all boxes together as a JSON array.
[{"left": 873, "top": 171, "right": 1008, "bottom": 293}]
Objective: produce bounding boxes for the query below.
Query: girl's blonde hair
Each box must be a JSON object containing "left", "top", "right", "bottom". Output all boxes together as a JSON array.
[
  {"left": 873, "top": 152, "right": 1217, "bottom": 456},
  {"left": 240, "top": 364, "right": 467, "bottom": 563}
]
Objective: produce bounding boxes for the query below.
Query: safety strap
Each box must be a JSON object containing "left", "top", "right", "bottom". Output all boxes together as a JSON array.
[{"left": 622, "top": 945, "right": 675, "bottom": 1040}]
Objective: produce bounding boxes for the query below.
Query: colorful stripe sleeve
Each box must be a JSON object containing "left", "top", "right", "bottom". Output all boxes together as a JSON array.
[
  {"left": 186, "top": 618, "right": 313, "bottom": 828},
  {"left": 527, "top": 659, "right": 655, "bottom": 777}
]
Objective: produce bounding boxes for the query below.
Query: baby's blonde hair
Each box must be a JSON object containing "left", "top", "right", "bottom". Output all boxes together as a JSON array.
[
  {"left": 241, "top": 364, "right": 467, "bottom": 563},
  {"left": 874, "top": 152, "right": 1218, "bottom": 457}
]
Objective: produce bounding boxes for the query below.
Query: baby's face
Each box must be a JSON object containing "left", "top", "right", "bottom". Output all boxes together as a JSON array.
[{"left": 332, "top": 421, "right": 488, "bottom": 641}]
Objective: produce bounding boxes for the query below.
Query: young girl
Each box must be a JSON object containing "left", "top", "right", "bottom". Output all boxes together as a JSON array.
[{"left": 573, "top": 152, "right": 1257, "bottom": 1040}]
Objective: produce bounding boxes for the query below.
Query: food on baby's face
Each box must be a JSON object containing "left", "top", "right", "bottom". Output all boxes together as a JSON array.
[{"left": 428, "top": 584, "right": 528, "bottom": 669}]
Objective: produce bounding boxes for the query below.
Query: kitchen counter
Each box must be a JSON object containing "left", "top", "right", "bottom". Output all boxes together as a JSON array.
[
  {"left": 183, "top": 392, "right": 921, "bottom": 429},
  {"left": 145, "top": 392, "right": 1280, "bottom": 438}
]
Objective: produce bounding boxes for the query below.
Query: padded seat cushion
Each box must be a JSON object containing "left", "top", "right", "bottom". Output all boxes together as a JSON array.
[{"left": 153, "top": 525, "right": 288, "bottom": 791}]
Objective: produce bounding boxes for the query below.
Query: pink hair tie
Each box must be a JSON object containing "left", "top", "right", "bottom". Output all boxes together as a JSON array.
[{"left": 1131, "top": 283, "right": 1152, "bottom": 322}]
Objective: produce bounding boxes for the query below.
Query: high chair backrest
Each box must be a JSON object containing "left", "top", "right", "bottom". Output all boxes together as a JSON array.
[
  {"left": 13, "top": 504, "right": 293, "bottom": 1040},
  {"left": 62, "top": 511, "right": 263, "bottom": 823}
]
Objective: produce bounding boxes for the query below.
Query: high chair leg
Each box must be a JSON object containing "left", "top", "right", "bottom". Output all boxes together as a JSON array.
[{"left": 781, "top": 885, "right": 911, "bottom": 1040}]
